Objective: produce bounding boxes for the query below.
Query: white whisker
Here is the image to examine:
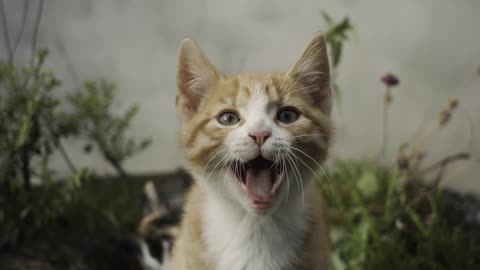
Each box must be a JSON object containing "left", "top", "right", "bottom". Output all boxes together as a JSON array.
[
  {"left": 201, "top": 148, "right": 228, "bottom": 177},
  {"left": 290, "top": 146, "right": 333, "bottom": 195},
  {"left": 285, "top": 152, "right": 304, "bottom": 206},
  {"left": 281, "top": 151, "right": 290, "bottom": 208},
  {"left": 287, "top": 133, "right": 329, "bottom": 140}
]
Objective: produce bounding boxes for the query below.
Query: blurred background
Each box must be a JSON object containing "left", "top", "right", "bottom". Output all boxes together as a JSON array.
[
  {"left": 2, "top": 0, "right": 479, "bottom": 192},
  {"left": 1, "top": 1, "right": 479, "bottom": 270}
]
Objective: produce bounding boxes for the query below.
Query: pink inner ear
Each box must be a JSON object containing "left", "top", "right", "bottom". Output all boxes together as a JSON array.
[
  {"left": 180, "top": 70, "right": 205, "bottom": 112},
  {"left": 177, "top": 92, "right": 202, "bottom": 117},
  {"left": 286, "top": 34, "right": 332, "bottom": 116},
  {"left": 291, "top": 71, "right": 332, "bottom": 116},
  {"left": 176, "top": 71, "right": 201, "bottom": 118},
  {"left": 176, "top": 39, "right": 221, "bottom": 119},
  {"left": 315, "top": 87, "right": 333, "bottom": 117},
  {"left": 177, "top": 67, "right": 203, "bottom": 114},
  {"left": 309, "top": 85, "right": 332, "bottom": 116}
]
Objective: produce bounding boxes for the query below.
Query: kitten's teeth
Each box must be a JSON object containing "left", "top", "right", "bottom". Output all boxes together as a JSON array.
[{"left": 271, "top": 171, "right": 285, "bottom": 195}]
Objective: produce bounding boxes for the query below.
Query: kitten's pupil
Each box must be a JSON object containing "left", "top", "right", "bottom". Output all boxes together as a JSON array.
[
  {"left": 277, "top": 108, "right": 300, "bottom": 124},
  {"left": 218, "top": 111, "right": 240, "bottom": 126}
]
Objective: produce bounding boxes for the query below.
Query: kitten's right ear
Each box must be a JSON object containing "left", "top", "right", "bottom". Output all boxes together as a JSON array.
[
  {"left": 176, "top": 38, "right": 221, "bottom": 119},
  {"left": 286, "top": 33, "right": 332, "bottom": 116}
]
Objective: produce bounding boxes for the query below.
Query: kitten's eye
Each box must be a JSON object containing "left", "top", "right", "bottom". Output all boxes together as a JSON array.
[
  {"left": 217, "top": 111, "right": 240, "bottom": 126},
  {"left": 277, "top": 107, "right": 300, "bottom": 124}
]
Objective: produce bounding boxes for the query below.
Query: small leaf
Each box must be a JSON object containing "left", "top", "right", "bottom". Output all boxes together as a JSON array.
[
  {"left": 397, "top": 142, "right": 408, "bottom": 155},
  {"left": 332, "top": 42, "right": 342, "bottom": 67},
  {"left": 406, "top": 206, "right": 429, "bottom": 237},
  {"left": 15, "top": 98, "right": 36, "bottom": 148},
  {"left": 321, "top": 11, "right": 334, "bottom": 26},
  {"left": 357, "top": 169, "right": 379, "bottom": 197}
]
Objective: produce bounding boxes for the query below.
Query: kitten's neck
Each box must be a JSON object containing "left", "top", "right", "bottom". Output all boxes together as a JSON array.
[{"left": 201, "top": 185, "right": 308, "bottom": 270}]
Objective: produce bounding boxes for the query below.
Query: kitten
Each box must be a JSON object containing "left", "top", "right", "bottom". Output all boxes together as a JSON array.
[
  {"left": 138, "top": 181, "right": 180, "bottom": 270},
  {"left": 172, "top": 33, "right": 333, "bottom": 270}
]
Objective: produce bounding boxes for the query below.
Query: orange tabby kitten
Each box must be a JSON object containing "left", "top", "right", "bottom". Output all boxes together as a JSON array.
[{"left": 172, "top": 33, "right": 333, "bottom": 270}]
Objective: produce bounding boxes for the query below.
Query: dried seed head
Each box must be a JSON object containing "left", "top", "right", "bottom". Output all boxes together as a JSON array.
[
  {"left": 439, "top": 110, "right": 451, "bottom": 125},
  {"left": 381, "top": 73, "right": 399, "bottom": 87},
  {"left": 397, "top": 156, "right": 409, "bottom": 170},
  {"left": 83, "top": 144, "right": 93, "bottom": 153},
  {"left": 448, "top": 99, "right": 459, "bottom": 110},
  {"left": 409, "top": 152, "right": 425, "bottom": 164}
]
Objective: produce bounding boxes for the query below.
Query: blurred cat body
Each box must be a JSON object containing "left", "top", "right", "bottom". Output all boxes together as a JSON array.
[{"left": 173, "top": 33, "right": 333, "bottom": 270}]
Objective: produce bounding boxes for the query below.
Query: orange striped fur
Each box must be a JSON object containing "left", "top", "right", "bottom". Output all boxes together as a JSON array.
[{"left": 173, "top": 33, "right": 333, "bottom": 270}]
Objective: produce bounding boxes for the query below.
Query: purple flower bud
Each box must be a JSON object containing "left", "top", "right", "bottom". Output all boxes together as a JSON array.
[{"left": 381, "top": 73, "right": 399, "bottom": 87}]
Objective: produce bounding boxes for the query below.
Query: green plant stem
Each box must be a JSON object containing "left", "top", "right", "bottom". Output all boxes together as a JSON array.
[
  {"left": 384, "top": 168, "right": 398, "bottom": 222},
  {"left": 19, "top": 116, "right": 41, "bottom": 192},
  {"left": 380, "top": 87, "right": 391, "bottom": 159},
  {"left": 20, "top": 147, "right": 31, "bottom": 191},
  {"left": 41, "top": 113, "right": 78, "bottom": 174},
  {"left": 104, "top": 152, "right": 127, "bottom": 177},
  {"left": 406, "top": 205, "right": 429, "bottom": 237}
]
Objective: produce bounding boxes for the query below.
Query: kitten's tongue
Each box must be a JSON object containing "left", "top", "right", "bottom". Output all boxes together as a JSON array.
[{"left": 245, "top": 167, "right": 273, "bottom": 205}]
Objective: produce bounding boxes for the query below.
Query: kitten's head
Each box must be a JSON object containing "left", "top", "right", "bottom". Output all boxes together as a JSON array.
[{"left": 176, "top": 33, "right": 333, "bottom": 214}]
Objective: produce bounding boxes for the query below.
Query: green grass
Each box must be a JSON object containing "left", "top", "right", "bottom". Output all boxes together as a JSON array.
[
  {"left": 1, "top": 161, "right": 478, "bottom": 270},
  {"left": 0, "top": 169, "right": 189, "bottom": 244},
  {"left": 326, "top": 160, "right": 480, "bottom": 270}
]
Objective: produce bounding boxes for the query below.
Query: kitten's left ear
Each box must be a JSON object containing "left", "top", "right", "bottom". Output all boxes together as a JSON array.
[
  {"left": 176, "top": 38, "right": 222, "bottom": 120},
  {"left": 286, "top": 33, "right": 332, "bottom": 116}
]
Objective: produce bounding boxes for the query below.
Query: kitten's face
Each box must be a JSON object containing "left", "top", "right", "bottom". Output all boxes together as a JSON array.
[{"left": 176, "top": 34, "right": 332, "bottom": 214}]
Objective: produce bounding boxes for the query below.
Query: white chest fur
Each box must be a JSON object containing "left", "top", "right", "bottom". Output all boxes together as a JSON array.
[{"left": 203, "top": 195, "right": 306, "bottom": 270}]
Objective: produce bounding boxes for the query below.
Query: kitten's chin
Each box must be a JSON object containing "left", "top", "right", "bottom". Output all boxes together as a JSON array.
[{"left": 230, "top": 156, "right": 286, "bottom": 213}]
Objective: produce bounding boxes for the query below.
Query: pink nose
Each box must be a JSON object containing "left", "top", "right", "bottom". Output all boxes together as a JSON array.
[{"left": 248, "top": 131, "right": 271, "bottom": 146}]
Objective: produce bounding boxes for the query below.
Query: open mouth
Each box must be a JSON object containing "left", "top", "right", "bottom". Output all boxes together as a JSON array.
[{"left": 231, "top": 156, "right": 286, "bottom": 211}]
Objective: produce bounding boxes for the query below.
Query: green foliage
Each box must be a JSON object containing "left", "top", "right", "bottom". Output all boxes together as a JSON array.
[
  {"left": 63, "top": 80, "right": 152, "bottom": 176},
  {"left": 0, "top": 49, "right": 87, "bottom": 243},
  {"left": 319, "top": 14, "right": 478, "bottom": 269},
  {"left": 0, "top": 49, "right": 61, "bottom": 186},
  {"left": 0, "top": 50, "right": 152, "bottom": 244},
  {"left": 322, "top": 13, "right": 354, "bottom": 69},
  {"left": 322, "top": 12, "right": 354, "bottom": 103},
  {"left": 0, "top": 169, "right": 90, "bottom": 243},
  {"left": 327, "top": 161, "right": 479, "bottom": 270}
]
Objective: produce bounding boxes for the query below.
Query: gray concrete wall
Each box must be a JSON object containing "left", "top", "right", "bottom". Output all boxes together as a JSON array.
[{"left": 2, "top": 0, "right": 479, "bottom": 193}]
